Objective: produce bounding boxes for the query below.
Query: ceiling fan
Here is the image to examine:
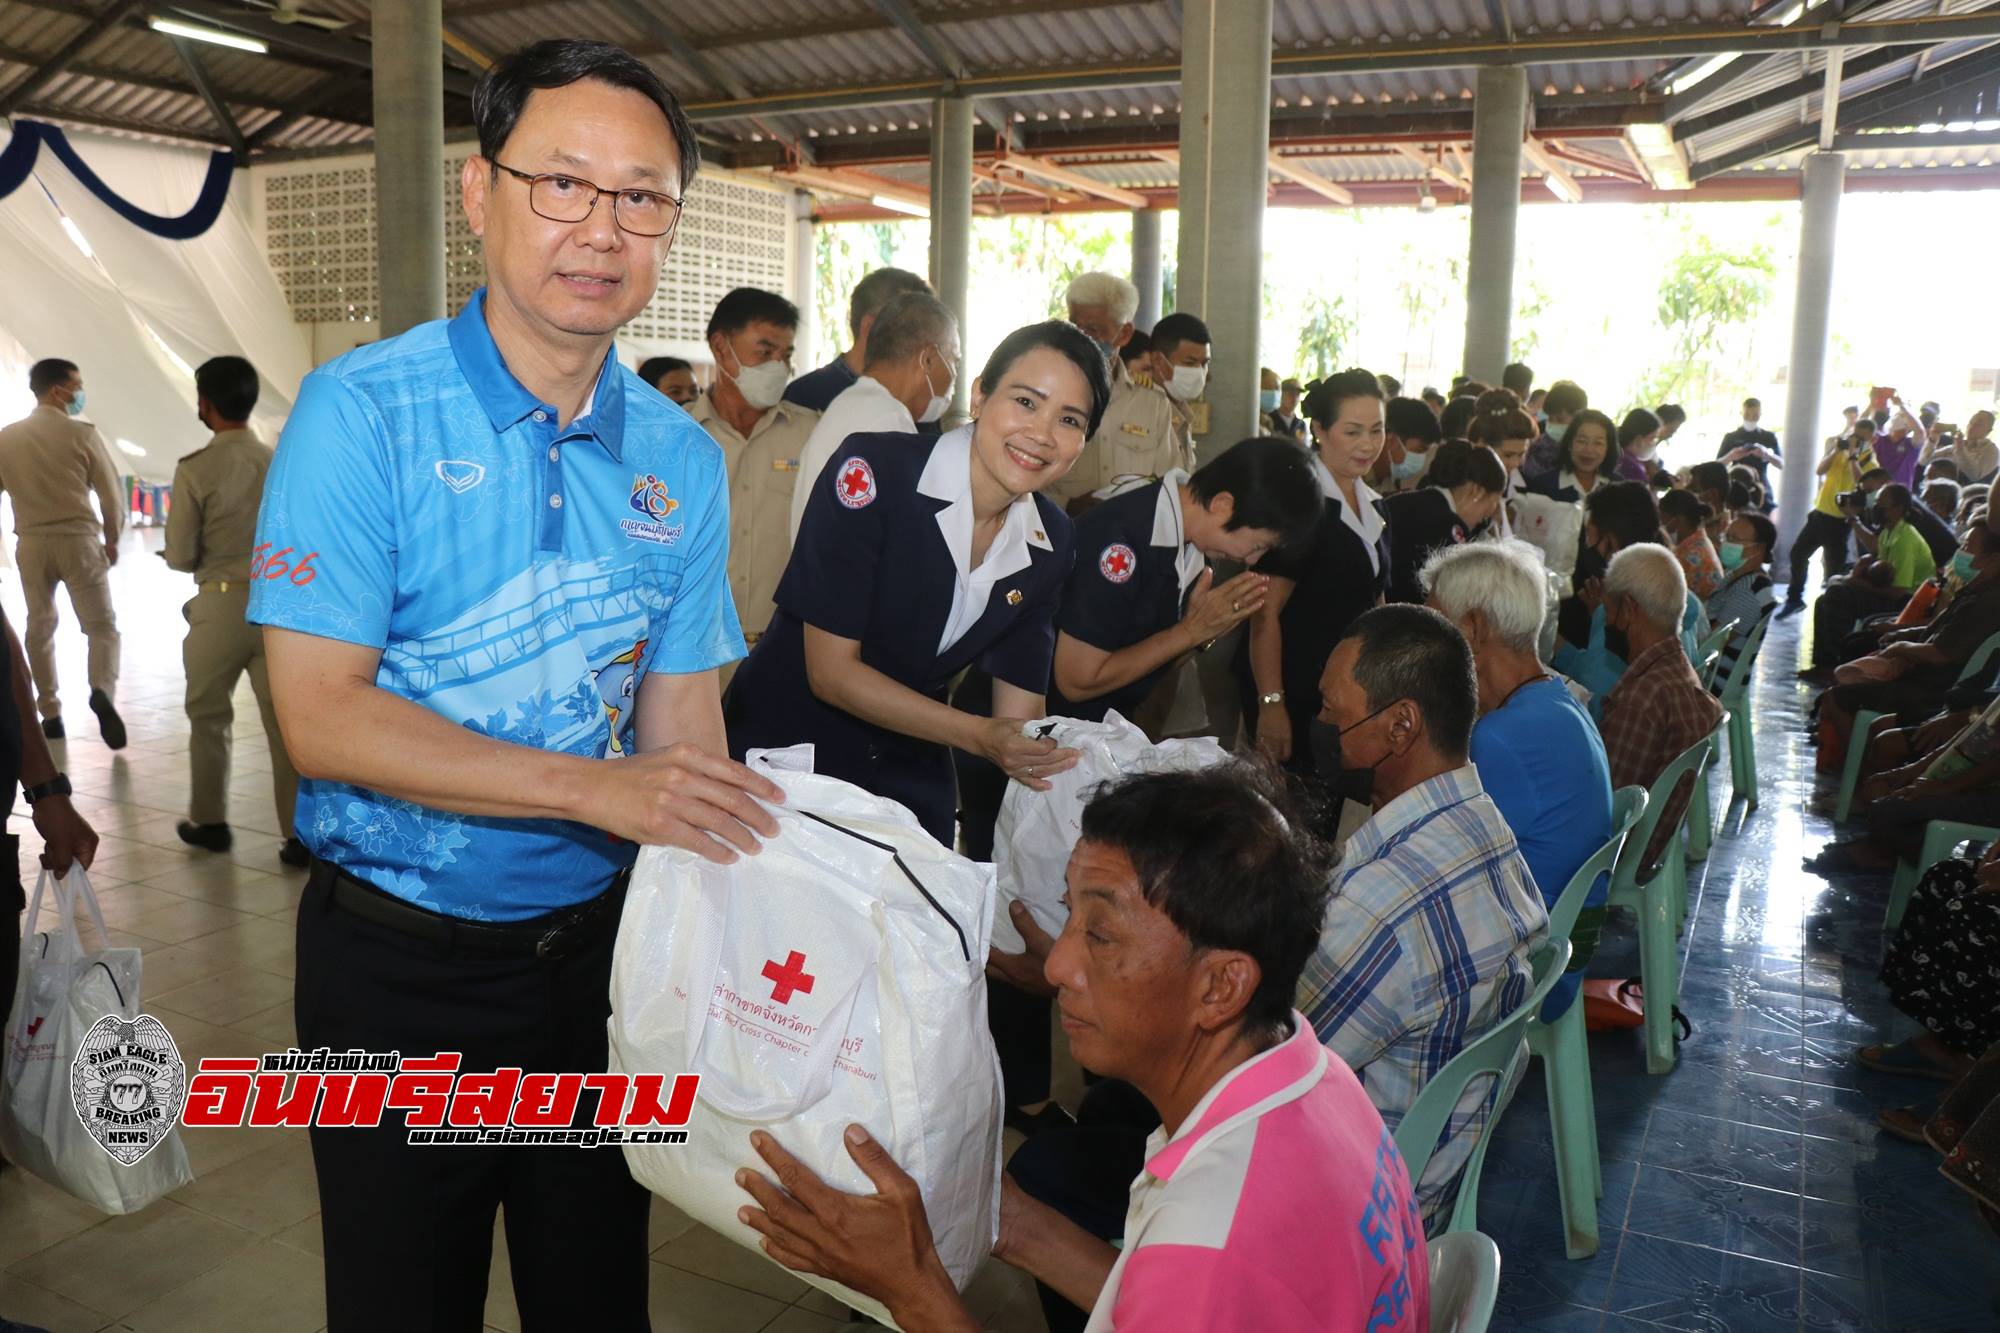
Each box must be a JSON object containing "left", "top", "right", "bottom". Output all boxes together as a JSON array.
[{"left": 252, "top": 0, "right": 352, "bottom": 31}]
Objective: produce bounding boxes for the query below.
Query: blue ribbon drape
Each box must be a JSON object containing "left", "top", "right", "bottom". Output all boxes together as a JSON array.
[{"left": 0, "top": 120, "right": 236, "bottom": 239}]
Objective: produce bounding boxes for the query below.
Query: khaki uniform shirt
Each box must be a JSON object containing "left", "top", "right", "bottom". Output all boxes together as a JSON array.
[
  {"left": 1050, "top": 363, "right": 1193, "bottom": 507},
  {"left": 0, "top": 405, "right": 123, "bottom": 541},
  {"left": 164, "top": 428, "right": 273, "bottom": 585},
  {"left": 690, "top": 390, "right": 821, "bottom": 641}
]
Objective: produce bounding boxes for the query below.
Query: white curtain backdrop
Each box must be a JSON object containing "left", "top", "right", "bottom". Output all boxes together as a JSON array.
[{"left": 0, "top": 124, "right": 308, "bottom": 481}]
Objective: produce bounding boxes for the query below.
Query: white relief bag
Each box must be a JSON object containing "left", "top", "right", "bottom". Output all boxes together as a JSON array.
[
  {"left": 1509, "top": 491, "right": 1583, "bottom": 587},
  {"left": 991, "top": 712, "right": 1229, "bottom": 952},
  {"left": 0, "top": 864, "right": 194, "bottom": 1214},
  {"left": 608, "top": 747, "right": 1001, "bottom": 1326}
]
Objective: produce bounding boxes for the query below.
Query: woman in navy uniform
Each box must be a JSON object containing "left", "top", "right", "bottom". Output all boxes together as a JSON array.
[
  {"left": 1236, "top": 370, "right": 1391, "bottom": 781},
  {"left": 1525, "top": 407, "right": 1619, "bottom": 503},
  {"left": 724, "top": 322, "right": 1108, "bottom": 844},
  {"left": 1382, "top": 440, "right": 1507, "bottom": 604},
  {"left": 1047, "top": 438, "right": 1320, "bottom": 724}
]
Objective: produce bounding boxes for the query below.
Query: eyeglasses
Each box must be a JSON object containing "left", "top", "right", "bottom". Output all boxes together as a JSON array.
[{"left": 489, "top": 160, "right": 684, "bottom": 240}]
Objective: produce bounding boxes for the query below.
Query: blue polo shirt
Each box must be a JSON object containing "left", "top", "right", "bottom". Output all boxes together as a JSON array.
[{"left": 248, "top": 289, "right": 743, "bottom": 920}]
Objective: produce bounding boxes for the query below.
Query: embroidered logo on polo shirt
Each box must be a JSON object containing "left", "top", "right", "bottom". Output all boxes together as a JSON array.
[
  {"left": 1099, "top": 543, "right": 1137, "bottom": 583},
  {"left": 620, "top": 472, "right": 685, "bottom": 546},
  {"left": 836, "top": 458, "right": 877, "bottom": 509},
  {"left": 435, "top": 460, "right": 486, "bottom": 494}
]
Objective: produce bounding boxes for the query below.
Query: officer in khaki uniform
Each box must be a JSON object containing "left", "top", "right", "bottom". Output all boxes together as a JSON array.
[
  {"left": 0, "top": 357, "right": 125, "bottom": 747},
  {"left": 688, "top": 286, "right": 820, "bottom": 647},
  {"left": 1051, "top": 275, "right": 1200, "bottom": 511},
  {"left": 162, "top": 357, "right": 305, "bottom": 866}
]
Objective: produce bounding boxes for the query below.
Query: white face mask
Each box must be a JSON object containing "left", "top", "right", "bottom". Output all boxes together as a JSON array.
[
  {"left": 1168, "top": 364, "right": 1207, "bottom": 401},
  {"left": 1742, "top": 419, "right": 1758, "bottom": 433},
  {"left": 721, "top": 340, "right": 788, "bottom": 410},
  {"left": 918, "top": 350, "right": 951, "bottom": 424}
]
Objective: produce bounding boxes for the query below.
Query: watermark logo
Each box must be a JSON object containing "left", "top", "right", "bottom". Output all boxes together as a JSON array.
[{"left": 70, "top": 1014, "right": 187, "bottom": 1165}]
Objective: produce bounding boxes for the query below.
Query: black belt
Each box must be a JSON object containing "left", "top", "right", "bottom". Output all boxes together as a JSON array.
[{"left": 309, "top": 857, "right": 629, "bottom": 960}]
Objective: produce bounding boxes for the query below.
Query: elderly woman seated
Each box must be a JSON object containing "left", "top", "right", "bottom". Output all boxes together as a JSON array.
[
  {"left": 731, "top": 767, "right": 1430, "bottom": 1333},
  {"left": 1423, "top": 539, "right": 1612, "bottom": 1013},
  {"left": 1818, "top": 509, "right": 2000, "bottom": 762},
  {"left": 1553, "top": 482, "right": 1707, "bottom": 711}
]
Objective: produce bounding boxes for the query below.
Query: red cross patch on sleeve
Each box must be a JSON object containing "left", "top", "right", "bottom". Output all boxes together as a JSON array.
[
  {"left": 1099, "top": 543, "right": 1137, "bottom": 583},
  {"left": 835, "top": 457, "right": 877, "bottom": 509}
]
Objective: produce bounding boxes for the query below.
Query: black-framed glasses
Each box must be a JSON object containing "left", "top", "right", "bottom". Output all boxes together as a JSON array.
[{"left": 489, "top": 160, "right": 684, "bottom": 239}]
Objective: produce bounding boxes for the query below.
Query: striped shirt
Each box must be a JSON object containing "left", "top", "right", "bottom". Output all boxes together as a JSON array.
[
  {"left": 1297, "top": 765, "right": 1548, "bottom": 1223},
  {"left": 1704, "top": 569, "right": 1776, "bottom": 691}
]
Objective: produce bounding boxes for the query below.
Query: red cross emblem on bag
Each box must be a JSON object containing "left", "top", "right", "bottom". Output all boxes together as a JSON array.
[
  {"left": 1099, "top": 543, "right": 1136, "bottom": 584},
  {"left": 836, "top": 458, "right": 877, "bottom": 509},
  {"left": 761, "top": 951, "right": 817, "bottom": 1005}
]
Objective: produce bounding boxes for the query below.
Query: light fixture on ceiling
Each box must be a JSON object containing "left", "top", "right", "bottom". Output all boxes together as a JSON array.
[
  {"left": 1416, "top": 180, "right": 1436, "bottom": 213},
  {"left": 148, "top": 17, "right": 269, "bottom": 55},
  {"left": 871, "top": 194, "right": 930, "bottom": 218},
  {"left": 1628, "top": 121, "right": 1693, "bottom": 191}
]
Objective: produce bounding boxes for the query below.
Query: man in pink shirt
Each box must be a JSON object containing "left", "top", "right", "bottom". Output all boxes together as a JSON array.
[{"left": 735, "top": 766, "right": 1430, "bottom": 1332}]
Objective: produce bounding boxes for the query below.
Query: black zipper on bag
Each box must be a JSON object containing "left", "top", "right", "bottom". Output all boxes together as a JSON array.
[{"left": 796, "top": 810, "right": 971, "bottom": 962}]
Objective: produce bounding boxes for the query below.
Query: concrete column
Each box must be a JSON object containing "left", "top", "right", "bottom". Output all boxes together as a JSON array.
[
  {"left": 788, "top": 189, "right": 816, "bottom": 371},
  {"left": 1777, "top": 151, "right": 1848, "bottom": 578},
  {"left": 1176, "top": 0, "right": 1272, "bottom": 458},
  {"left": 1461, "top": 65, "right": 1527, "bottom": 383},
  {"left": 372, "top": 0, "right": 445, "bottom": 336},
  {"left": 1130, "top": 207, "right": 1162, "bottom": 331},
  {"left": 929, "top": 95, "right": 974, "bottom": 418}
]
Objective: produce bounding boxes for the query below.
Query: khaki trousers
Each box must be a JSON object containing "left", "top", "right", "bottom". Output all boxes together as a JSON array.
[
  {"left": 15, "top": 533, "right": 119, "bottom": 719},
  {"left": 184, "top": 583, "right": 298, "bottom": 837}
]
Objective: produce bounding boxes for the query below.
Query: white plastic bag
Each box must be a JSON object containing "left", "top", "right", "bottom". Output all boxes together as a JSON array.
[
  {"left": 991, "top": 712, "right": 1229, "bottom": 952},
  {"left": 608, "top": 746, "right": 1001, "bottom": 1327},
  {"left": 0, "top": 865, "right": 194, "bottom": 1214},
  {"left": 1510, "top": 491, "right": 1582, "bottom": 585}
]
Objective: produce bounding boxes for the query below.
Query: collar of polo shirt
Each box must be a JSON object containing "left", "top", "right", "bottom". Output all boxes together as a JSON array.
[{"left": 447, "top": 288, "right": 628, "bottom": 459}]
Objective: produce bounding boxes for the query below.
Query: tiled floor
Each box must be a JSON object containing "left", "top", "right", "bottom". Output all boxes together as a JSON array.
[
  {"left": 0, "top": 530, "right": 1056, "bottom": 1333},
  {"left": 1478, "top": 606, "right": 2000, "bottom": 1331},
  {"left": 5, "top": 529, "right": 1996, "bottom": 1331}
]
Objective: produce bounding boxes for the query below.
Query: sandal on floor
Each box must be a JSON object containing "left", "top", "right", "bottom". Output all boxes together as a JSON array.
[
  {"left": 1878, "top": 1098, "right": 1942, "bottom": 1144},
  {"left": 1857, "top": 1041, "right": 1959, "bottom": 1081}
]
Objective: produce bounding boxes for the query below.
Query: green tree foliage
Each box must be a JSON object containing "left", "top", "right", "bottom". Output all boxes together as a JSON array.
[
  {"left": 1640, "top": 230, "right": 1776, "bottom": 407},
  {"left": 1296, "top": 292, "right": 1357, "bottom": 380}
]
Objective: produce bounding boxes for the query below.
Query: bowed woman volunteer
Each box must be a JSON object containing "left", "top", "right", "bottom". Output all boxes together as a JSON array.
[
  {"left": 723, "top": 322, "right": 1108, "bottom": 843},
  {"left": 1236, "top": 370, "right": 1390, "bottom": 778}
]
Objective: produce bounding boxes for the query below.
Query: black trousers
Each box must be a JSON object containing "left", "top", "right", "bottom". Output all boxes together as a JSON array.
[
  {"left": 295, "top": 867, "right": 651, "bottom": 1333},
  {"left": 1811, "top": 581, "right": 1908, "bottom": 668},
  {"left": 1007, "top": 1079, "right": 1158, "bottom": 1333},
  {"left": 0, "top": 834, "right": 19, "bottom": 1043},
  {"left": 1788, "top": 510, "right": 1853, "bottom": 603}
]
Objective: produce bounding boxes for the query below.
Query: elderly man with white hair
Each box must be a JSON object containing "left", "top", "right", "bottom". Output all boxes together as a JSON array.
[
  {"left": 1424, "top": 540, "right": 1613, "bottom": 1013},
  {"left": 1597, "top": 543, "right": 1725, "bottom": 867},
  {"left": 1051, "top": 271, "right": 1182, "bottom": 511}
]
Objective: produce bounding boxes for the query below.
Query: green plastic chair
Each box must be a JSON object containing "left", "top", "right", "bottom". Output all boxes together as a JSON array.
[
  {"left": 1835, "top": 628, "right": 2000, "bottom": 825},
  {"left": 1427, "top": 1230, "right": 1501, "bottom": 1333},
  {"left": 1606, "top": 737, "right": 1712, "bottom": 1074},
  {"left": 1693, "top": 618, "right": 1739, "bottom": 690},
  {"left": 1716, "top": 608, "right": 1774, "bottom": 811},
  {"left": 1525, "top": 786, "right": 1645, "bottom": 1260},
  {"left": 1887, "top": 819, "right": 2000, "bottom": 934},
  {"left": 1394, "top": 938, "right": 1570, "bottom": 1236}
]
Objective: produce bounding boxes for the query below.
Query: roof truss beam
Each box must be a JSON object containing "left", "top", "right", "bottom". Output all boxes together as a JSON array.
[
  {"left": 871, "top": 0, "right": 964, "bottom": 80},
  {"left": 603, "top": 0, "right": 751, "bottom": 100},
  {"left": 0, "top": 0, "right": 142, "bottom": 117},
  {"left": 157, "top": 0, "right": 478, "bottom": 99},
  {"left": 1267, "top": 151, "right": 1353, "bottom": 205},
  {"left": 166, "top": 34, "right": 247, "bottom": 158},
  {"left": 995, "top": 152, "right": 1147, "bottom": 207}
]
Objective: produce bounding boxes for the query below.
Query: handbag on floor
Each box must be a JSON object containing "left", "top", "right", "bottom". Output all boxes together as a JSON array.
[
  {"left": 0, "top": 864, "right": 195, "bottom": 1214},
  {"left": 608, "top": 746, "right": 1001, "bottom": 1326}
]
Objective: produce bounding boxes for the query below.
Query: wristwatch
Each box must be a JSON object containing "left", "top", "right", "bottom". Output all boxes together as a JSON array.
[
  {"left": 1259, "top": 690, "right": 1285, "bottom": 707},
  {"left": 23, "top": 774, "right": 71, "bottom": 805}
]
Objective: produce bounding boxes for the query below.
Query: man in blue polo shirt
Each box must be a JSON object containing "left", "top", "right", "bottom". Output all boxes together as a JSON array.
[{"left": 250, "top": 39, "right": 782, "bottom": 1329}]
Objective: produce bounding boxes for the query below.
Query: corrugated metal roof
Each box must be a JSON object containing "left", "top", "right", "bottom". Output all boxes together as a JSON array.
[{"left": 0, "top": 0, "right": 1991, "bottom": 183}]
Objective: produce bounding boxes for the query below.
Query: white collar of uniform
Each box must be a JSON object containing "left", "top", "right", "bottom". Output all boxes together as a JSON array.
[
  {"left": 921, "top": 426, "right": 1053, "bottom": 651},
  {"left": 1311, "top": 453, "right": 1383, "bottom": 521},
  {"left": 1150, "top": 468, "right": 1205, "bottom": 598}
]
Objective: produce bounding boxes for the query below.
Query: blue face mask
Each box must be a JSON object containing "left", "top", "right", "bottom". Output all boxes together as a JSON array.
[
  {"left": 1953, "top": 552, "right": 1979, "bottom": 582},
  {"left": 1548, "top": 418, "right": 1570, "bottom": 444},
  {"left": 1260, "top": 389, "right": 1280, "bottom": 413},
  {"left": 1718, "top": 541, "right": 1746, "bottom": 572},
  {"left": 64, "top": 390, "right": 85, "bottom": 417},
  {"left": 1089, "top": 337, "right": 1116, "bottom": 369},
  {"left": 1391, "top": 448, "right": 1428, "bottom": 482}
]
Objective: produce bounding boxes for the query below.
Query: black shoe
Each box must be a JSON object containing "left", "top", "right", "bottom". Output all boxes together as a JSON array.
[
  {"left": 89, "top": 689, "right": 125, "bottom": 750},
  {"left": 176, "top": 820, "right": 232, "bottom": 853},
  {"left": 1776, "top": 602, "right": 1805, "bottom": 620},
  {"left": 278, "top": 837, "right": 310, "bottom": 868},
  {"left": 39, "top": 716, "right": 62, "bottom": 740},
  {"left": 1004, "top": 1102, "right": 1077, "bottom": 1139}
]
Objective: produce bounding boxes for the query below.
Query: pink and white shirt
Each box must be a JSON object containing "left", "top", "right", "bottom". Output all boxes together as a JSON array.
[{"left": 1085, "top": 1014, "right": 1429, "bottom": 1332}]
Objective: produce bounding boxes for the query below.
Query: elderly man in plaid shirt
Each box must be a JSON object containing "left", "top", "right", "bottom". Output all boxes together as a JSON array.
[
  {"left": 1300, "top": 605, "right": 1548, "bottom": 1224},
  {"left": 1598, "top": 544, "right": 1726, "bottom": 867}
]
